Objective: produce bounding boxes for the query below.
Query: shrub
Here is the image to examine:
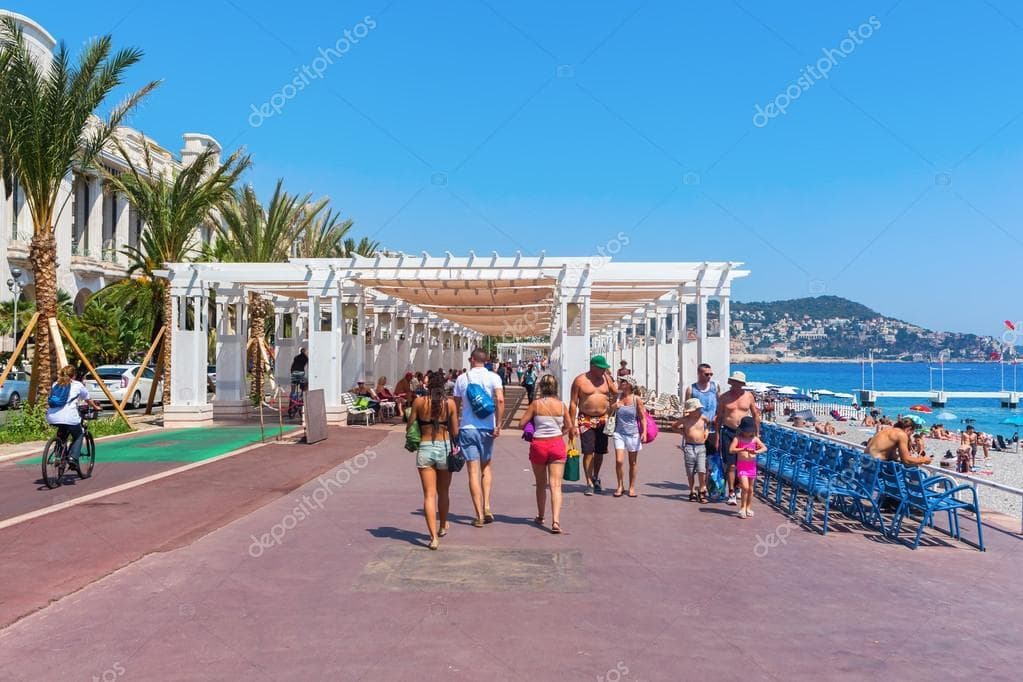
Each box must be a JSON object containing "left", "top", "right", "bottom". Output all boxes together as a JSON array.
[{"left": 0, "top": 404, "right": 132, "bottom": 444}]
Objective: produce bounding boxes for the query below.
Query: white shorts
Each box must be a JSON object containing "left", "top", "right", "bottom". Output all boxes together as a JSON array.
[{"left": 613, "top": 432, "right": 642, "bottom": 453}]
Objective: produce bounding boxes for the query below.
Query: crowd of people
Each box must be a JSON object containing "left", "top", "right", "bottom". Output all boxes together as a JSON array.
[{"left": 402, "top": 354, "right": 769, "bottom": 549}]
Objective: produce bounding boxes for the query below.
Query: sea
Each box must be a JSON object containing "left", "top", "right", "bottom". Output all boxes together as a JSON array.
[{"left": 732, "top": 361, "right": 1023, "bottom": 439}]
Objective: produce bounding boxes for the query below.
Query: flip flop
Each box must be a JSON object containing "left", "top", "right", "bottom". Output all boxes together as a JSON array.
[
  {"left": 613, "top": 489, "right": 624, "bottom": 498},
  {"left": 533, "top": 516, "right": 544, "bottom": 526},
  {"left": 627, "top": 491, "right": 638, "bottom": 498},
  {"left": 551, "top": 522, "right": 562, "bottom": 534}
]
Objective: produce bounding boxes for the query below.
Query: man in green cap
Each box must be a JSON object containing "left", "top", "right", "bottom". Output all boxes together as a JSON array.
[{"left": 569, "top": 355, "right": 618, "bottom": 495}]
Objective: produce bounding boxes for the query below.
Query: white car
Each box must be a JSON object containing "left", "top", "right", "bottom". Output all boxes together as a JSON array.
[{"left": 85, "top": 365, "right": 163, "bottom": 409}]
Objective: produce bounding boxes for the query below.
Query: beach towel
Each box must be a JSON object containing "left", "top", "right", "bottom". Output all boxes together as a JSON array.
[{"left": 707, "top": 452, "right": 727, "bottom": 501}]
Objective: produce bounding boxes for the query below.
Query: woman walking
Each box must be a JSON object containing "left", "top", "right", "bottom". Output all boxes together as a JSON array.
[
  {"left": 612, "top": 376, "right": 647, "bottom": 498},
  {"left": 522, "top": 363, "right": 538, "bottom": 403},
  {"left": 408, "top": 372, "right": 459, "bottom": 549},
  {"left": 519, "top": 374, "right": 569, "bottom": 533}
]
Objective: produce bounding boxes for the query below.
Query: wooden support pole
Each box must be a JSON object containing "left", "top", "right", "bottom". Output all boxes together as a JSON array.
[
  {"left": 56, "top": 319, "right": 132, "bottom": 427},
  {"left": 0, "top": 312, "right": 40, "bottom": 393},
  {"left": 145, "top": 344, "right": 165, "bottom": 416},
  {"left": 119, "top": 326, "right": 166, "bottom": 412},
  {"left": 47, "top": 317, "right": 68, "bottom": 367}
]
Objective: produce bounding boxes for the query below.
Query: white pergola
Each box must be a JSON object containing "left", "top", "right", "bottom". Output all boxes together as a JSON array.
[{"left": 160, "top": 253, "right": 748, "bottom": 426}]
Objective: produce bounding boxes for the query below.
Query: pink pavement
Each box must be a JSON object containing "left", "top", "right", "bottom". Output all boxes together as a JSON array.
[{"left": 1, "top": 427, "right": 1021, "bottom": 680}]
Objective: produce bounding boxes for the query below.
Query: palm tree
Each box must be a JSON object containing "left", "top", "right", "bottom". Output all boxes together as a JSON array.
[
  {"left": 100, "top": 142, "right": 250, "bottom": 405},
  {"left": 343, "top": 236, "right": 380, "bottom": 257},
  {"left": 218, "top": 180, "right": 325, "bottom": 402},
  {"left": 0, "top": 17, "right": 158, "bottom": 401},
  {"left": 294, "top": 207, "right": 353, "bottom": 258}
]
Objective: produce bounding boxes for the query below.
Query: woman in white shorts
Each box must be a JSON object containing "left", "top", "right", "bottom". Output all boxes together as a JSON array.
[{"left": 612, "top": 376, "right": 647, "bottom": 497}]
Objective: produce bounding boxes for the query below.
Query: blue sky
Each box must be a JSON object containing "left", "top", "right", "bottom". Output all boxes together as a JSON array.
[{"left": 10, "top": 1, "right": 1022, "bottom": 337}]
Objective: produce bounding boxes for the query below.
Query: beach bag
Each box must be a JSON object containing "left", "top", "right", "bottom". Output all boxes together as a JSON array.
[
  {"left": 564, "top": 440, "right": 581, "bottom": 482},
  {"left": 707, "top": 452, "right": 727, "bottom": 501},
  {"left": 522, "top": 420, "right": 535, "bottom": 442},
  {"left": 603, "top": 410, "right": 617, "bottom": 436},
  {"left": 642, "top": 412, "right": 659, "bottom": 444},
  {"left": 354, "top": 396, "right": 371, "bottom": 410},
  {"left": 466, "top": 381, "right": 495, "bottom": 419},
  {"left": 404, "top": 420, "right": 421, "bottom": 452},
  {"left": 47, "top": 383, "right": 72, "bottom": 409}
]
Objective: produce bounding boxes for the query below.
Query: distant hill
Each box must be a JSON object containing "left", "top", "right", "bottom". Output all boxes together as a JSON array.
[
  {"left": 732, "top": 296, "right": 879, "bottom": 323},
  {"left": 730, "top": 296, "right": 1003, "bottom": 360}
]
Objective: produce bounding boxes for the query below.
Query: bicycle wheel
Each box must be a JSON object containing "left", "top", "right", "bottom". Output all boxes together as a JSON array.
[
  {"left": 78, "top": 433, "right": 95, "bottom": 479},
  {"left": 41, "top": 438, "right": 65, "bottom": 489}
]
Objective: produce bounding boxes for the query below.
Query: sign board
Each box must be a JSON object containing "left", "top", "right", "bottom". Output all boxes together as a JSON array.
[{"left": 304, "top": 389, "right": 328, "bottom": 444}]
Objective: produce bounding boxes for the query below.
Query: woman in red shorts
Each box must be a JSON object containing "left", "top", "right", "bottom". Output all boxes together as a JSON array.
[{"left": 520, "top": 374, "right": 570, "bottom": 534}]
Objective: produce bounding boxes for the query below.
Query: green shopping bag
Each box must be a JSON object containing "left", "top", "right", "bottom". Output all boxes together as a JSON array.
[
  {"left": 564, "top": 440, "right": 581, "bottom": 482},
  {"left": 405, "top": 419, "right": 421, "bottom": 452}
]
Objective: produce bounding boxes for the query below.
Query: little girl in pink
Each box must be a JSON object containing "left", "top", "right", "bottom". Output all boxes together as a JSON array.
[{"left": 729, "top": 416, "right": 766, "bottom": 519}]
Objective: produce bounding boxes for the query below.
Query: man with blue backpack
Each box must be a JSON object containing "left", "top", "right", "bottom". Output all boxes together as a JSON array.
[{"left": 453, "top": 348, "right": 505, "bottom": 528}]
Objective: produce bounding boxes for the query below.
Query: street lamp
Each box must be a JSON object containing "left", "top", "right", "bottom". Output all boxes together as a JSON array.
[{"left": 7, "top": 266, "right": 24, "bottom": 352}]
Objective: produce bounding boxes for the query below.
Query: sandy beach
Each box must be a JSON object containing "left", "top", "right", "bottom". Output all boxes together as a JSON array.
[{"left": 771, "top": 414, "right": 1023, "bottom": 523}]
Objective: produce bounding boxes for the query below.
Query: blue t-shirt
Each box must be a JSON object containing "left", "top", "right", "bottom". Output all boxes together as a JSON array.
[{"left": 690, "top": 381, "right": 718, "bottom": 429}]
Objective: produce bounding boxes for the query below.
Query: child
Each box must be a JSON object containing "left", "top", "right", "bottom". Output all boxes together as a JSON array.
[
  {"left": 729, "top": 416, "right": 766, "bottom": 519},
  {"left": 672, "top": 398, "right": 710, "bottom": 503}
]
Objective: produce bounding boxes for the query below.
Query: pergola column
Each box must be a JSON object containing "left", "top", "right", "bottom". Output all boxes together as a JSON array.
[
  {"left": 309, "top": 282, "right": 345, "bottom": 423},
  {"left": 553, "top": 274, "right": 591, "bottom": 402},
  {"left": 395, "top": 307, "right": 412, "bottom": 376},
  {"left": 655, "top": 303, "right": 678, "bottom": 396},
  {"left": 364, "top": 311, "right": 379, "bottom": 382},
  {"left": 212, "top": 287, "right": 248, "bottom": 419},
  {"left": 165, "top": 268, "right": 212, "bottom": 427},
  {"left": 410, "top": 316, "right": 430, "bottom": 372},
  {"left": 375, "top": 308, "right": 398, "bottom": 385},
  {"left": 273, "top": 302, "right": 300, "bottom": 389},
  {"left": 678, "top": 289, "right": 698, "bottom": 394},
  {"left": 428, "top": 322, "right": 444, "bottom": 369},
  {"left": 341, "top": 288, "right": 366, "bottom": 388}
]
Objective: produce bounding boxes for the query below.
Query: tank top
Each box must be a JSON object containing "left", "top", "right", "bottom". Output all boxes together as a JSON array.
[
  {"left": 532, "top": 398, "right": 564, "bottom": 438},
  {"left": 615, "top": 399, "right": 640, "bottom": 436},
  {"left": 690, "top": 381, "right": 718, "bottom": 428}
]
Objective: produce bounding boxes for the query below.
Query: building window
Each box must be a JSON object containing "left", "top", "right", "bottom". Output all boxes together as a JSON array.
[{"left": 10, "top": 181, "right": 19, "bottom": 240}]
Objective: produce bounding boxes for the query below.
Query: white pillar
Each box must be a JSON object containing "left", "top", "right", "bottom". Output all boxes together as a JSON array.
[
  {"left": 212, "top": 288, "right": 248, "bottom": 418},
  {"left": 274, "top": 304, "right": 299, "bottom": 389},
  {"left": 165, "top": 269, "right": 212, "bottom": 427},
  {"left": 411, "top": 318, "right": 430, "bottom": 372},
  {"left": 309, "top": 286, "right": 345, "bottom": 423},
  {"left": 554, "top": 276, "right": 591, "bottom": 402},
  {"left": 428, "top": 324, "right": 444, "bottom": 369},
  {"left": 114, "top": 192, "right": 130, "bottom": 265},
  {"left": 395, "top": 309, "right": 412, "bottom": 376},
  {"left": 86, "top": 174, "right": 103, "bottom": 258}
]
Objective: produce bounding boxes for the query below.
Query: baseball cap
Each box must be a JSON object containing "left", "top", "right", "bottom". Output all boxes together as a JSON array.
[{"left": 590, "top": 355, "right": 610, "bottom": 370}]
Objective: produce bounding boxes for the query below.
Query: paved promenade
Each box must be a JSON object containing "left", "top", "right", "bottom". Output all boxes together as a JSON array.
[{"left": 1, "top": 426, "right": 1021, "bottom": 680}]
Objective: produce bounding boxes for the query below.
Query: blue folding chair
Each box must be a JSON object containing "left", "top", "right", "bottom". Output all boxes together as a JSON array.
[{"left": 897, "top": 468, "right": 985, "bottom": 551}]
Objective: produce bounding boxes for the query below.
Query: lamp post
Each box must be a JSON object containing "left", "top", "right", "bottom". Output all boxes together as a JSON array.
[{"left": 7, "top": 266, "right": 24, "bottom": 352}]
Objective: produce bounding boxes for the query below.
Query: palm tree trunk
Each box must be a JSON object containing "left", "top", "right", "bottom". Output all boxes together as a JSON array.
[
  {"left": 161, "top": 287, "right": 173, "bottom": 406},
  {"left": 28, "top": 231, "right": 59, "bottom": 404},
  {"left": 249, "top": 291, "right": 265, "bottom": 404}
]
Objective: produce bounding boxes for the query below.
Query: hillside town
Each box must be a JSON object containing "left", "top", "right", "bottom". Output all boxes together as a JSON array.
[{"left": 730, "top": 296, "right": 1003, "bottom": 361}]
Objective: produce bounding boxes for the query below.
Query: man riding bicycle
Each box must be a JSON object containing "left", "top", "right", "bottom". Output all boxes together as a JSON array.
[
  {"left": 45, "top": 365, "right": 102, "bottom": 471},
  {"left": 290, "top": 347, "right": 309, "bottom": 391}
]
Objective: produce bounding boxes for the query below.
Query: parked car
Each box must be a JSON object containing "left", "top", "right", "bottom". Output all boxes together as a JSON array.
[
  {"left": 84, "top": 365, "right": 163, "bottom": 409},
  {"left": 0, "top": 371, "right": 29, "bottom": 409}
]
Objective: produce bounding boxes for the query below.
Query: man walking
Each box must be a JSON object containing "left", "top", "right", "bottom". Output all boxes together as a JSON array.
[
  {"left": 714, "top": 370, "right": 760, "bottom": 506},
  {"left": 454, "top": 348, "right": 505, "bottom": 527},
  {"left": 685, "top": 363, "right": 718, "bottom": 458},
  {"left": 569, "top": 355, "right": 618, "bottom": 495}
]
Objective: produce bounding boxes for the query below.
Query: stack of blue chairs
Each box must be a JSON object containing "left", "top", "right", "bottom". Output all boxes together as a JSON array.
[{"left": 758, "top": 423, "right": 985, "bottom": 550}]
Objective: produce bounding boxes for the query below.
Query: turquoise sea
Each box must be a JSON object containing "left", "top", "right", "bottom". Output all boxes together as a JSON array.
[{"left": 733, "top": 361, "right": 1023, "bottom": 438}]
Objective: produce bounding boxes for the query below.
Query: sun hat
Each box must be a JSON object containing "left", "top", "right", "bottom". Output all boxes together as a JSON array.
[
  {"left": 683, "top": 398, "right": 703, "bottom": 415},
  {"left": 727, "top": 370, "right": 747, "bottom": 385},
  {"left": 620, "top": 374, "right": 637, "bottom": 388},
  {"left": 590, "top": 355, "right": 610, "bottom": 370}
]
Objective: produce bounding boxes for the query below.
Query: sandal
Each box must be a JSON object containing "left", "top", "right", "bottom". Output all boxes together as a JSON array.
[
  {"left": 551, "top": 522, "right": 562, "bottom": 534},
  {"left": 613, "top": 489, "right": 624, "bottom": 498},
  {"left": 698, "top": 490, "right": 708, "bottom": 503},
  {"left": 627, "top": 490, "right": 638, "bottom": 498},
  {"left": 484, "top": 509, "right": 496, "bottom": 524},
  {"left": 533, "top": 516, "right": 545, "bottom": 526},
  {"left": 428, "top": 537, "right": 440, "bottom": 550},
  {"left": 438, "top": 527, "right": 448, "bottom": 537},
  {"left": 688, "top": 491, "right": 697, "bottom": 502},
  {"left": 471, "top": 518, "right": 485, "bottom": 528}
]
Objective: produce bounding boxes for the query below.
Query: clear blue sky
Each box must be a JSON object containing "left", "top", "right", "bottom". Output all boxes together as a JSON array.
[{"left": 10, "top": 0, "right": 1022, "bottom": 337}]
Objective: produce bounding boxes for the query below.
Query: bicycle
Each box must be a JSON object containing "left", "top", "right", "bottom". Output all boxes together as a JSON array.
[
  {"left": 287, "top": 371, "right": 306, "bottom": 419},
  {"left": 42, "top": 407, "right": 99, "bottom": 489}
]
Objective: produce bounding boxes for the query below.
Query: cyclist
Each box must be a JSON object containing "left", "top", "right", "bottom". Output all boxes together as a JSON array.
[
  {"left": 45, "top": 365, "right": 101, "bottom": 471},
  {"left": 289, "top": 347, "right": 309, "bottom": 391}
]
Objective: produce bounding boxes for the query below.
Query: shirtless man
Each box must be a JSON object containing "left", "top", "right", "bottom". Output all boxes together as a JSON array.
[
  {"left": 714, "top": 371, "right": 760, "bottom": 506},
  {"left": 961, "top": 426, "right": 978, "bottom": 467},
  {"left": 672, "top": 398, "right": 710, "bottom": 502},
  {"left": 866, "top": 417, "right": 932, "bottom": 467},
  {"left": 569, "top": 355, "right": 618, "bottom": 495}
]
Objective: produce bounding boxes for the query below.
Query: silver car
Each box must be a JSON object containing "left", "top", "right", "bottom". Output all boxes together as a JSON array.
[{"left": 0, "top": 371, "right": 29, "bottom": 409}]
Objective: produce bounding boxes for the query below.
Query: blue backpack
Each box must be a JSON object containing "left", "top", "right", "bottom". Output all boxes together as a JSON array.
[
  {"left": 466, "top": 381, "right": 495, "bottom": 419},
  {"left": 48, "top": 382, "right": 72, "bottom": 409}
]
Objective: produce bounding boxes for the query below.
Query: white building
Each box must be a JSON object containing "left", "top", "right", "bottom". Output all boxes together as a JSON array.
[{"left": 0, "top": 12, "right": 222, "bottom": 346}]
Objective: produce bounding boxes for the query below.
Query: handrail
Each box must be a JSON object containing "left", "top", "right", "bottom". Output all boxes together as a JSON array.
[{"left": 769, "top": 422, "right": 1023, "bottom": 534}]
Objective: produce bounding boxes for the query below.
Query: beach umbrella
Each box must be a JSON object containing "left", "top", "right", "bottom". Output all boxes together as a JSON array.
[
  {"left": 935, "top": 411, "right": 957, "bottom": 421},
  {"left": 904, "top": 413, "right": 927, "bottom": 427},
  {"left": 1001, "top": 416, "right": 1023, "bottom": 426},
  {"left": 909, "top": 404, "right": 933, "bottom": 414}
]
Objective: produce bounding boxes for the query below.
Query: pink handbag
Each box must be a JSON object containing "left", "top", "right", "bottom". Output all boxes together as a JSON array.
[
  {"left": 642, "top": 412, "right": 658, "bottom": 443},
  {"left": 522, "top": 420, "right": 535, "bottom": 442}
]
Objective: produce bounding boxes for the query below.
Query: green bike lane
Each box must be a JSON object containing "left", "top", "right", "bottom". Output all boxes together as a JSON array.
[{"left": 0, "top": 425, "right": 300, "bottom": 523}]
